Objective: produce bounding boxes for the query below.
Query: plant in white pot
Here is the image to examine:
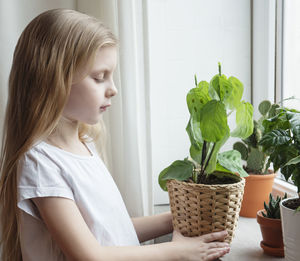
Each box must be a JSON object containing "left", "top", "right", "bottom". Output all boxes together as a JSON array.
[
  {"left": 158, "top": 63, "right": 254, "bottom": 243},
  {"left": 259, "top": 108, "right": 300, "bottom": 260}
]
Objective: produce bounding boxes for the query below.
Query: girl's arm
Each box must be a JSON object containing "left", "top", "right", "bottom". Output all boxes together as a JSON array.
[
  {"left": 32, "top": 197, "right": 230, "bottom": 261},
  {"left": 131, "top": 212, "right": 173, "bottom": 242}
]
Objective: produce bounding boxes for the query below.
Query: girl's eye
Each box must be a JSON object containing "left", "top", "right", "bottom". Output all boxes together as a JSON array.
[{"left": 94, "top": 77, "right": 104, "bottom": 83}]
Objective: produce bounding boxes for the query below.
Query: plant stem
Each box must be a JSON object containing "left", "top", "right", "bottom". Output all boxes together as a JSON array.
[
  {"left": 192, "top": 169, "right": 197, "bottom": 183},
  {"left": 218, "top": 62, "right": 221, "bottom": 76},
  {"left": 202, "top": 143, "right": 216, "bottom": 175},
  {"left": 194, "top": 74, "right": 198, "bottom": 86},
  {"left": 200, "top": 141, "right": 207, "bottom": 173}
]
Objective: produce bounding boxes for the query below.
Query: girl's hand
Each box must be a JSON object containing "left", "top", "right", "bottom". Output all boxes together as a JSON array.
[{"left": 171, "top": 230, "right": 230, "bottom": 261}]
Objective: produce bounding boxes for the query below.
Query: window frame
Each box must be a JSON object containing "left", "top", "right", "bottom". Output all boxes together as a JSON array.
[{"left": 252, "top": 0, "right": 297, "bottom": 194}]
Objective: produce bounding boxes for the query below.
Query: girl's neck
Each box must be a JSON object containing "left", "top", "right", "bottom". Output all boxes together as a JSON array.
[{"left": 44, "top": 116, "right": 92, "bottom": 156}]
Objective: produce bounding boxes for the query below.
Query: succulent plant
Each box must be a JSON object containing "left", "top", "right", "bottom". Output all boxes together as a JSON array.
[
  {"left": 233, "top": 100, "right": 280, "bottom": 174},
  {"left": 262, "top": 193, "right": 287, "bottom": 219}
]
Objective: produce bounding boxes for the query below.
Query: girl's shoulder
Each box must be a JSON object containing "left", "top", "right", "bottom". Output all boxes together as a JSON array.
[
  {"left": 19, "top": 139, "right": 99, "bottom": 175},
  {"left": 19, "top": 141, "right": 62, "bottom": 170},
  {"left": 28, "top": 139, "right": 97, "bottom": 159}
]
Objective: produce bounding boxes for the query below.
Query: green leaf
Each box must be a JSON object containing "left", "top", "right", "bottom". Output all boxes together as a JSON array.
[
  {"left": 284, "top": 155, "right": 300, "bottom": 167},
  {"left": 259, "top": 130, "right": 291, "bottom": 150},
  {"left": 215, "top": 162, "right": 233, "bottom": 173},
  {"left": 291, "top": 168, "right": 300, "bottom": 193},
  {"left": 262, "top": 111, "right": 287, "bottom": 133},
  {"left": 288, "top": 112, "right": 300, "bottom": 141},
  {"left": 219, "top": 76, "right": 233, "bottom": 102},
  {"left": 205, "top": 130, "right": 230, "bottom": 174},
  {"left": 269, "top": 145, "right": 298, "bottom": 173},
  {"left": 258, "top": 100, "right": 272, "bottom": 116},
  {"left": 210, "top": 170, "right": 241, "bottom": 182},
  {"left": 217, "top": 150, "right": 249, "bottom": 177},
  {"left": 209, "top": 75, "right": 235, "bottom": 107},
  {"left": 268, "top": 104, "right": 280, "bottom": 117},
  {"left": 231, "top": 101, "right": 254, "bottom": 139},
  {"left": 189, "top": 144, "right": 202, "bottom": 164},
  {"left": 158, "top": 159, "right": 194, "bottom": 191},
  {"left": 186, "top": 81, "right": 211, "bottom": 117},
  {"left": 200, "top": 100, "right": 229, "bottom": 142},
  {"left": 186, "top": 117, "right": 203, "bottom": 150},
  {"left": 209, "top": 74, "right": 222, "bottom": 100},
  {"left": 226, "top": 77, "right": 244, "bottom": 110},
  {"left": 233, "top": 142, "right": 248, "bottom": 160}
]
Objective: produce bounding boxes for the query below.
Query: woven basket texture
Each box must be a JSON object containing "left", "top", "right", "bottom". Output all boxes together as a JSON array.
[{"left": 167, "top": 178, "right": 245, "bottom": 243}]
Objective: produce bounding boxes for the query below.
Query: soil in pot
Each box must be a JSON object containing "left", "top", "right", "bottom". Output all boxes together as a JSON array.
[
  {"left": 282, "top": 198, "right": 300, "bottom": 210},
  {"left": 280, "top": 197, "right": 300, "bottom": 261}
]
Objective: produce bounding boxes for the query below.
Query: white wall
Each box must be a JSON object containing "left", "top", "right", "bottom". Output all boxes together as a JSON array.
[{"left": 147, "top": 0, "right": 251, "bottom": 204}]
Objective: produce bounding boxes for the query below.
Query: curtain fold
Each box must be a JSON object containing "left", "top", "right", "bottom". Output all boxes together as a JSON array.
[{"left": 77, "top": 0, "right": 154, "bottom": 218}]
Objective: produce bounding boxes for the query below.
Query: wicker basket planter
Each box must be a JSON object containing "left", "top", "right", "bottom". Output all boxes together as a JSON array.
[{"left": 167, "top": 178, "right": 245, "bottom": 243}]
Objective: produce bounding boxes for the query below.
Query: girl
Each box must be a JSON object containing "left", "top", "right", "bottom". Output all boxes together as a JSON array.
[{"left": 0, "top": 9, "right": 230, "bottom": 261}]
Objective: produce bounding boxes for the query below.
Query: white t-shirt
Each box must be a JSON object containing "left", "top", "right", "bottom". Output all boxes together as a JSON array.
[{"left": 17, "top": 140, "right": 140, "bottom": 261}]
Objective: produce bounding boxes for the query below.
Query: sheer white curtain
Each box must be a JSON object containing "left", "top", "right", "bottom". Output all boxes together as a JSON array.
[
  {"left": 77, "top": 0, "right": 153, "bottom": 218},
  {"left": 0, "top": 0, "right": 153, "bottom": 218}
]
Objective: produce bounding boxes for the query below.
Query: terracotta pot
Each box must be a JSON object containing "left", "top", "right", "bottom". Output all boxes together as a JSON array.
[
  {"left": 240, "top": 172, "right": 276, "bottom": 217},
  {"left": 256, "top": 210, "right": 284, "bottom": 257}
]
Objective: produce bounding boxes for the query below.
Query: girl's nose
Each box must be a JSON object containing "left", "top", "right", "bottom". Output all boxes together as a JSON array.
[{"left": 107, "top": 81, "right": 118, "bottom": 97}]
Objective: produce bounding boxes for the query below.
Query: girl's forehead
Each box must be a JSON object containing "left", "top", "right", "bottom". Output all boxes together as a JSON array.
[{"left": 91, "top": 46, "right": 117, "bottom": 73}]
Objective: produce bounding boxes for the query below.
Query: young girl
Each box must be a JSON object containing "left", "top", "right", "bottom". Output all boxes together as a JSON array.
[{"left": 0, "top": 9, "right": 230, "bottom": 261}]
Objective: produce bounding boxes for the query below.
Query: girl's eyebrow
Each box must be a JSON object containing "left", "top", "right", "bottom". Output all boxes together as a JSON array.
[{"left": 91, "top": 69, "right": 106, "bottom": 75}]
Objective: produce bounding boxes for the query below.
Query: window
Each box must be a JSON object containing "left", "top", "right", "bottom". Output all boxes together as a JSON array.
[{"left": 281, "top": 0, "right": 300, "bottom": 110}]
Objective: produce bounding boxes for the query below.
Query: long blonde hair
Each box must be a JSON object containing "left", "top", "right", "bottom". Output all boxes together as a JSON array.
[{"left": 0, "top": 8, "right": 117, "bottom": 261}]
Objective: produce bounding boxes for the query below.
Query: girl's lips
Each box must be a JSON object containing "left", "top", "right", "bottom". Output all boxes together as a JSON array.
[{"left": 100, "top": 105, "right": 110, "bottom": 111}]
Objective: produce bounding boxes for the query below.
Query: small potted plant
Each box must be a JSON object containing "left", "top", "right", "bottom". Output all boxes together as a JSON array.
[
  {"left": 259, "top": 107, "right": 300, "bottom": 260},
  {"left": 233, "top": 100, "right": 279, "bottom": 217},
  {"left": 158, "top": 63, "right": 254, "bottom": 243},
  {"left": 257, "top": 193, "right": 287, "bottom": 257}
]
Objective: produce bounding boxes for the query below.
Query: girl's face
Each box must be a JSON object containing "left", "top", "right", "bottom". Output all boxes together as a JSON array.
[{"left": 63, "top": 46, "right": 118, "bottom": 125}]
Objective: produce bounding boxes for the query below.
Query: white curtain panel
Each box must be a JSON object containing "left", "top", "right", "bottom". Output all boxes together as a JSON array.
[
  {"left": 0, "top": 0, "right": 153, "bottom": 218},
  {"left": 77, "top": 0, "right": 153, "bottom": 218}
]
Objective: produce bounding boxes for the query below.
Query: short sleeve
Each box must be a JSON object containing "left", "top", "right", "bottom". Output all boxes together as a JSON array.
[{"left": 17, "top": 148, "right": 74, "bottom": 221}]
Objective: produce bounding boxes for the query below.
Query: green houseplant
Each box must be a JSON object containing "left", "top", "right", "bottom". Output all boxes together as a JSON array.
[
  {"left": 233, "top": 100, "right": 280, "bottom": 217},
  {"left": 257, "top": 193, "right": 287, "bottom": 257},
  {"left": 158, "top": 63, "right": 254, "bottom": 243},
  {"left": 258, "top": 107, "right": 300, "bottom": 260}
]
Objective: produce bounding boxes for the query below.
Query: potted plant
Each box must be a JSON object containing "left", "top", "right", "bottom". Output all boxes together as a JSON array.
[
  {"left": 233, "top": 100, "right": 279, "bottom": 217},
  {"left": 257, "top": 193, "right": 287, "bottom": 257},
  {"left": 158, "top": 63, "right": 254, "bottom": 243},
  {"left": 259, "top": 107, "right": 300, "bottom": 260}
]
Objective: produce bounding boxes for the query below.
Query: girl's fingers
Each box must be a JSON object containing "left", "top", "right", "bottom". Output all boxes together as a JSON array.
[
  {"left": 207, "top": 242, "right": 230, "bottom": 249},
  {"left": 206, "top": 247, "right": 230, "bottom": 260},
  {"left": 200, "top": 230, "right": 228, "bottom": 243}
]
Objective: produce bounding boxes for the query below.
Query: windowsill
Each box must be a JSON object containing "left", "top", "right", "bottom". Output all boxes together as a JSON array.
[
  {"left": 272, "top": 177, "right": 298, "bottom": 197},
  {"left": 222, "top": 217, "right": 284, "bottom": 260}
]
